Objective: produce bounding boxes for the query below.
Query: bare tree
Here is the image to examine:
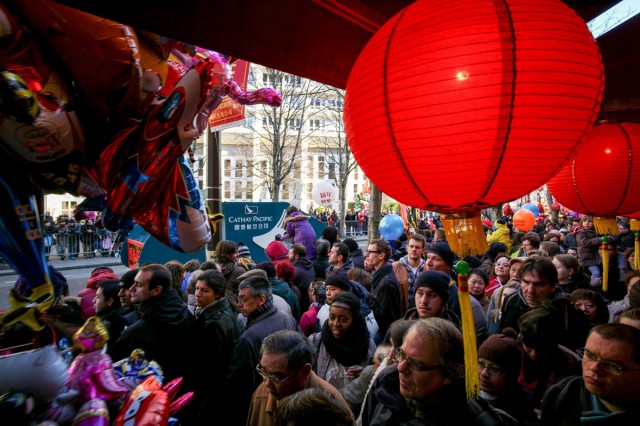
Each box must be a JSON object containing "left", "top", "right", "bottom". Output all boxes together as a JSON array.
[
  {"left": 312, "top": 87, "right": 359, "bottom": 236},
  {"left": 242, "top": 66, "right": 328, "bottom": 201}
]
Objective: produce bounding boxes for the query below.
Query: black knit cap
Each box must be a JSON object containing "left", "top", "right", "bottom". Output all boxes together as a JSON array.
[
  {"left": 119, "top": 268, "right": 138, "bottom": 289},
  {"left": 414, "top": 270, "right": 450, "bottom": 302},
  {"left": 427, "top": 242, "right": 455, "bottom": 267},
  {"left": 324, "top": 270, "right": 352, "bottom": 291}
]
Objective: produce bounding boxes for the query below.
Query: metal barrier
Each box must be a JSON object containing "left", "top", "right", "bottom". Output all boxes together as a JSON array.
[
  {"left": 345, "top": 220, "right": 367, "bottom": 236},
  {"left": 43, "top": 230, "right": 116, "bottom": 260}
]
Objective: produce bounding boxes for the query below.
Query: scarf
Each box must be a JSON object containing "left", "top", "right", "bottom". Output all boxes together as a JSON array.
[
  {"left": 320, "top": 314, "right": 370, "bottom": 367},
  {"left": 194, "top": 298, "right": 221, "bottom": 319}
]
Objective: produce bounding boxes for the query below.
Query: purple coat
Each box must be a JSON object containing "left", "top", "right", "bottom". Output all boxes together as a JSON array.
[{"left": 282, "top": 212, "right": 317, "bottom": 259}]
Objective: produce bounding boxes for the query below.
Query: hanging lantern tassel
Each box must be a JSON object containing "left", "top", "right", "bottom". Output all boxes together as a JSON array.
[
  {"left": 442, "top": 214, "right": 488, "bottom": 258},
  {"left": 635, "top": 232, "right": 640, "bottom": 272},
  {"left": 593, "top": 217, "right": 619, "bottom": 236},
  {"left": 601, "top": 236, "right": 609, "bottom": 292},
  {"left": 631, "top": 219, "right": 640, "bottom": 232},
  {"left": 454, "top": 261, "right": 480, "bottom": 399}
]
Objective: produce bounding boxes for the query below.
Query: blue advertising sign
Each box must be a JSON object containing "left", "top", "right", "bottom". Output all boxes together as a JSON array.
[
  {"left": 222, "top": 202, "right": 325, "bottom": 263},
  {"left": 121, "top": 224, "right": 206, "bottom": 268}
]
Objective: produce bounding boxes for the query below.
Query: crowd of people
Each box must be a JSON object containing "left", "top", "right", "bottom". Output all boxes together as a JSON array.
[
  {"left": 4, "top": 205, "right": 640, "bottom": 425},
  {"left": 39, "top": 212, "right": 116, "bottom": 260}
]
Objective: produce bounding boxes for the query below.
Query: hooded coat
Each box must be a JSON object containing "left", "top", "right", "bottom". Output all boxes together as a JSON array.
[
  {"left": 282, "top": 211, "right": 317, "bottom": 259},
  {"left": 78, "top": 268, "right": 119, "bottom": 320}
]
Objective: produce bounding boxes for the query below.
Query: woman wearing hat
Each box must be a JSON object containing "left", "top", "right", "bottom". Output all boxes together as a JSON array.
[
  {"left": 309, "top": 292, "right": 376, "bottom": 390},
  {"left": 478, "top": 332, "right": 539, "bottom": 425}
]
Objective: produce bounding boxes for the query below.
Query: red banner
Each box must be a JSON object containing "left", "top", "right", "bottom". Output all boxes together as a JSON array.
[
  {"left": 208, "top": 60, "right": 250, "bottom": 131},
  {"left": 127, "top": 239, "right": 144, "bottom": 269}
]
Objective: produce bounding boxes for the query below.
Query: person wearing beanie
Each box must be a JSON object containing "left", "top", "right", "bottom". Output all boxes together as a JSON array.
[
  {"left": 343, "top": 238, "right": 365, "bottom": 269},
  {"left": 405, "top": 270, "right": 487, "bottom": 343},
  {"left": 316, "top": 270, "right": 353, "bottom": 333},
  {"left": 404, "top": 270, "right": 453, "bottom": 321},
  {"left": 118, "top": 268, "right": 139, "bottom": 325},
  {"left": 237, "top": 242, "right": 251, "bottom": 259},
  {"left": 478, "top": 332, "right": 538, "bottom": 425},
  {"left": 190, "top": 269, "right": 241, "bottom": 424}
]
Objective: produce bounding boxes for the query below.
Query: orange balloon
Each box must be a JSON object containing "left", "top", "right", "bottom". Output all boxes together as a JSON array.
[{"left": 513, "top": 209, "right": 535, "bottom": 232}]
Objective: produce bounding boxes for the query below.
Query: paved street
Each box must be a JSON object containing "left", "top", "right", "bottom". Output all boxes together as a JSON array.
[{"left": 0, "top": 233, "right": 369, "bottom": 313}]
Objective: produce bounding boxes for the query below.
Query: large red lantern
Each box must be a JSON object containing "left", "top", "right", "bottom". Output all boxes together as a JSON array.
[
  {"left": 547, "top": 123, "right": 640, "bottom": 232},
  {"left": 344, "top": 0, "right": 604, "bottom": 255}
]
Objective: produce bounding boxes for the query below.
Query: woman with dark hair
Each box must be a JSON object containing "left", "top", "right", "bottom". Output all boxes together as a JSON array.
[
  {"left": 571, "top": 288, "right": 609, "bottom": 326},
  {"left": 468, "top": 268, "right": 491, "bottom": 312},
  {"left": 322, "top": 226, "right": 340, "bottom": 246},
  {"left": 215, "top": 240, "right": 246, "bottom": 312},
  {"left": 309, "top": 292, "right": 376, "bottom": 390},
  {"left": 486, "top": 253, "right": 511, "bottom": 297},
  {"left": 516, "top": 306, "right": 582, "bottom": 410},
  {"left": 282, "top": 206, "right": 317, "bottom": 259}
]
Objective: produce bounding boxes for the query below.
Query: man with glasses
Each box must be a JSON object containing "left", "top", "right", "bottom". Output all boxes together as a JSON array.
[
  {"left": 541, "top": 323, "right": 640, "bottom": 425},
  {"left": 227, "top": 276, "right": 299, "bottom": 425},
  {"left": 247, "top": 330, "right": 351, "bottom": 426},
  {"left": 361, "top": 318, "right": 510, "bottom": 425},
  {"left": 366, "top": 239, "right": 401, "bottom": 341}
]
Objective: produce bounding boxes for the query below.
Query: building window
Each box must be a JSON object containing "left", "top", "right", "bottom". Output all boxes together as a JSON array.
[
  {"left": 309, "top": 119, "right": 323, "bottom": 131},
  {"left": 354, "top": 166, "right": 359, "bottom": 180},
  {"left": 262, "top": 116, "right": 274, "bottom": 128},
  {"left": 282, "top": 182, "right": 289, "bottom": 200},
  {"left": 294, "top": 163, "right": 301, "bottom": 179},
  {"left": 311, "top": 98, "right": 322, "bottom": 109},
  {"left": 235, "top": 160, "right": 243, "bottom": 178},
  {"left": 307, "top": 155, "right": 314, "bottom": 179},
  {"left": 317, "top": 156, "right": 325, "bottom": 179},
  {"left": 285, "top": 75, "right": 301, "bottom": 88},
  {"left": 224, "top": 159, "right": 231, "bottom": 177},
  {"left": 224, "top": 181, "right": 230, "bottom": 199},
  {"left": 287, "top": 118, "right": 301, "bottom": 130},
  {"left": 235, "top": 181, "right": 243, "bottom": 200},
  {"left": 354, "top": 184, "right": 359, "bottom": 196},
  {"left": 307, "top": 183, "right": 313, "bottom": 199},
  {"left": 247, "top": 160, "right": 253, "bottom": 178}
]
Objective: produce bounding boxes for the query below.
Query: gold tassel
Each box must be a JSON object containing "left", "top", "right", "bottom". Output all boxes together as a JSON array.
[
  {"left": 631, "top": 219, "right": 640, "bottom": 232},
  {"left": 601, "top": 236, "right": 609, "bottom": 292},
  {"left": 635, "top": 233, "right": 640, "bottom": 272},
  {"left": 593, "top": 217, "right": 619, "bottom": 235},
  {"left": 455, "top": 261, "right": 480, "bottom": 399},
  {"left": 441, "top": 214, "right": 488, "bottom": 258}
]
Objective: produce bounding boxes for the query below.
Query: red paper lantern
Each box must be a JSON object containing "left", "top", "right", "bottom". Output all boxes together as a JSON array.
[
  {"left": 513, "top": 208, "right": 535, "bottom": 232},
  {"left": 547, "top": 123, "right": 640, "bottom": 217},
  {"left": 344, "top": 0, "right": 604, "bottom": 214}
]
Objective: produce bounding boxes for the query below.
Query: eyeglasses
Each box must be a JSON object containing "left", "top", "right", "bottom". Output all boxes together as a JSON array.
[
  {"left": 393, "top": 348, "right": 445, "bottom": 373},
  {"left": 577, "top": 348, "right": 640, "bottom": 375},
  {"left": 478, "top": 360, "right": 504, "bottom": 377},
  {"left": 255, "top": 364, "right": 297, "bottom": 386},
  {"left": 365, "top": 250, "right": 382, "bottom": 255}
]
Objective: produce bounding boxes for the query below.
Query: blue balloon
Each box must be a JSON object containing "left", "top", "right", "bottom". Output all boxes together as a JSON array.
[
  {"left": 379, "top": 214, "right": 405, "bottom": 241},
  {"left": 522, "top": 203, "right": 540, "bottom": 218}
]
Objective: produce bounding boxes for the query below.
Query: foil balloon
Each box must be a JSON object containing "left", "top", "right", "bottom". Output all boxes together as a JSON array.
[
  {"left": 0, "top": 164, "right": 53, "bottom": 331},
  {"left": 114, "top": 377, "right": 170, "bottom": 426},
  {"left": 113, "top": 349, "right": 164, "bottom": 390},
  {"left": 0, "top": 345, "right": 69, "bottom": 403},
  {"left": 71, "top": 398, "right": 109, "bottom": 426},
  {"left": 12, "top": 0, "right": 142, "bottom": 122},
  {"left": 0, "top": 4, "right": 84, "bottom": 194},
  {"left": 131, "top": 155, "right": 211, "bottom": 253},
  {"left": 67, "top": 318, "right": 128, "bottom": 403}
]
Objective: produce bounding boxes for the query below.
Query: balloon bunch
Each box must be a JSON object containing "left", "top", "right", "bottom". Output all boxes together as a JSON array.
[{"left": 0, "top": 0, "right": 282, "bottom": 256}]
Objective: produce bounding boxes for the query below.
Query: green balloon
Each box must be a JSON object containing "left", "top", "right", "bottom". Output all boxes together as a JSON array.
[{"left": 455, "top": 260, "right": 470, "bottom": 275}]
